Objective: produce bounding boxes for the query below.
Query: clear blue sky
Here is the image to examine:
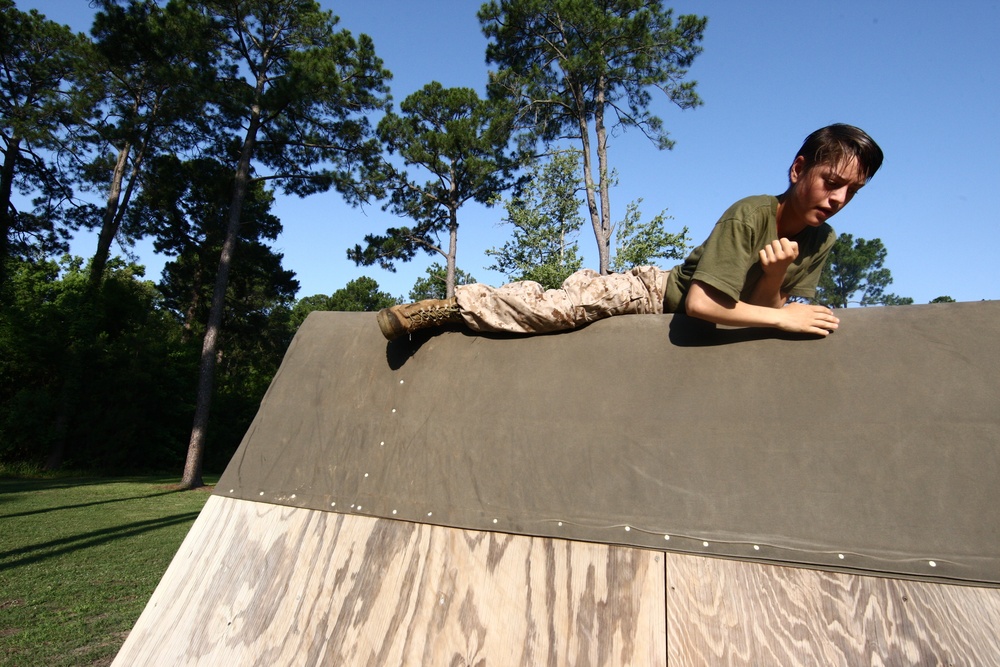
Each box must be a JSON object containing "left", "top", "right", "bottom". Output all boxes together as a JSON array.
[{"left": 19, "top": 0, "right": 1000, "bottom": 304}]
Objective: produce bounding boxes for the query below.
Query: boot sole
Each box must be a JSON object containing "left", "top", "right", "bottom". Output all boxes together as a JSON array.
[{"left": 376, "top": 308, "right": 405, "bottom": 341}]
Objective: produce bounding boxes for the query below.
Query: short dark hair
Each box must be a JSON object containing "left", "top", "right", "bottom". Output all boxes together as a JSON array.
[{"left": 793, "top": 124, "right": 884, "bottom": 182}]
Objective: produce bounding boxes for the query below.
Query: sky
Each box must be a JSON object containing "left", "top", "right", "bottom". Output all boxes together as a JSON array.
[{"left": 16, "top": 0, "right": 1000, "bottom": 304}]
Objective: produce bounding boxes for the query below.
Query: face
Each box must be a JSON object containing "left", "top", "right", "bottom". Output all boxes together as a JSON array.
[{"left": 788, "top": 155, "right": 868, "bottom": 227}]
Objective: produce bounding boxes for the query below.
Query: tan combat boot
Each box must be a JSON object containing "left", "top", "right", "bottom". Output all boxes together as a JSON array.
[{"left": 376, "top": 297, "right": 463, "bottom": 341}]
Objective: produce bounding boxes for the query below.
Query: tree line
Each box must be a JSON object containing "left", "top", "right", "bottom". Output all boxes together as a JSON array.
[
  {"left": 1, "top": 0, "right": 709, "bottom": 484},
  {"left": 1, "top": 0, "right": 937, "bottom": 484}
]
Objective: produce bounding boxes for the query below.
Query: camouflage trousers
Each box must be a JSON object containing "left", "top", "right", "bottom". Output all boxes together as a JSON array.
[{"left": 454, "top": 266, "right": 672, "bottom": 334}]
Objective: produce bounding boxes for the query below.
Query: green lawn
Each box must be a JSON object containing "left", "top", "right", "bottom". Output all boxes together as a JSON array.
[{"left": 0, "top": 475, "right": 214, "bottom": 667}]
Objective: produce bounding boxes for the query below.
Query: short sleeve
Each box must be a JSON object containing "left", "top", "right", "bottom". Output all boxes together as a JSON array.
[{"left": 690, "top": 217, "right": 762, "bottom": 302}]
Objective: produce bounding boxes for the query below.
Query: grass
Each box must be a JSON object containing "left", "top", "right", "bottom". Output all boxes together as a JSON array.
[{"left": 0, "top": 473, "right": 215, "bottom": 666}]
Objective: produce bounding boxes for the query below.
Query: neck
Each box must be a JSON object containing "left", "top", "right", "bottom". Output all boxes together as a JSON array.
[{"left": 776, "top": 190, "right": 808, "bottom": 238}]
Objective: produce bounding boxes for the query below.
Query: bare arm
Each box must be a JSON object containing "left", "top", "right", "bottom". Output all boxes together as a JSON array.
[
  {"left": 685, "top": 280, "right": 840, "bottom": 335},
  {"left": 746, "top": 238, "right": 799, "bottom": 308}
]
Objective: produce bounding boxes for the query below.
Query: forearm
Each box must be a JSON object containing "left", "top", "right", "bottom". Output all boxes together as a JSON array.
[
  {"left": 686, "top": 281, "right": 784, "bottom": 328},
  {"left": 746, "top": 271, "right": 788, "bottom": 309},
  {"left": 685, "top": 280, "right": 840, "bottom": 335}
]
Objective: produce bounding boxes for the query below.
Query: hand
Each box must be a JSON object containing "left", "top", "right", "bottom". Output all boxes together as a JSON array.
[
  {"left": 759, "top": 238, "right": 799, "bottom": 277},
  {"left": 777, "top": 302, "right": 840, "bottom": 336}
]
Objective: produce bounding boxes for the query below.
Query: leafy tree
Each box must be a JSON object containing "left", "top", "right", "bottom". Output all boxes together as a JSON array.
[
  {"left": 70, "top": 0, "right": 219, "bottom": 289},
  {"left": 881, "top": 293, "right": 914, "bottom": 306},
  {"left": 409, "top": 262, "right": 477, "bottom": 301},
  {"left": 486, "top": 150, "right": 584, "bottom": 289},
  {"left": 289, "top": 293, "right": 332, "bottom": 330},
  {"left": 0, "top": 1, "right": 93, "bottom": 273},
  {"left": 930, "top": 295, "right": 955, "bottom": 304},
  {"left": 610, "top": 198, "right": 687, "bottom": 272},
  {"left": 0, "top": 255, "right": 194, "bottom": 471},
  {"left": 127, "top": 154, "right": 298, "bottom": 469},
  {"left": 479, "top": 0, "right": 706, "bottom": 274},
  {"left": 328, "top": 276, "right": 398, "bottom": 311},
  {"left": 289, "top": 276, "right": 398, "bottom": 328},
  {"left": 349, "top": 82, "right": 519, "bottom": 297},
  {"left": 129, "top": 156, "right": 294, "bottom": 335},
  {"left": 179, "top": 0, "right": 390, "bottom": 488},
  {"left": 813, "top": 233, "right": 911, "bottom": 308}
]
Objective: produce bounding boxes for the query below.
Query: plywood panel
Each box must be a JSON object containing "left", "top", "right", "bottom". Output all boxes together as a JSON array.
[
  {"left": 666, "top": 552, "right": 1000, "bottom": 666},
  {"left": 113, "top": 496, "right": 666, "bottom": 666}
]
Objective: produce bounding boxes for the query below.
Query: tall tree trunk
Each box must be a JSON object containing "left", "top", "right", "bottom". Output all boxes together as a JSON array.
[
  {"left": 179, "top": 115, "right": 259, "bottom": 490},
  {"left": 578, "top": 115, "right": 606, "bottom": 274},
  {"left": 0, "top": 133, "right": 22, "bottom": 283},
  {"left": 594, "top": 75, "right": 611, "bottom": 274},
  {"left": 445, "top": 213, "right": 458, "bottom": 298},
  {"left": 89, "top": 121, "right": 153, "bottom": 289},
  {"left": 445, "top": 176, "right": 458, "bottom": 297},
  {"left": 89, "top": 143, "right": 132, "bottom": 288}
]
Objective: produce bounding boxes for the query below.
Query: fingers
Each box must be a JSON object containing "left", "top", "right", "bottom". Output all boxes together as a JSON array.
[
  {"left": 809, "top": 306, "right": 839, "bottom": 334},
  {"left": 780, "top": 302, "right": 840, "bottom": 335},
  {"left": 759, "top": 238, "right": 800, "bottom": 267},
  {"left": 779, "top": 238, "right": 799, "bottom": 258}
]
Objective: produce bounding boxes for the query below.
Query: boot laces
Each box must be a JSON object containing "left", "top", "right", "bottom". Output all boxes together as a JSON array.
[{"left": 408, "top": 302, "right": 459, "bottom": 327}]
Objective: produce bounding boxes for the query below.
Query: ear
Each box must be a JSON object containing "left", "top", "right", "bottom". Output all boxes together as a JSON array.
[{"left": 788, "top": 155, "right": 807, "bottom": 184}]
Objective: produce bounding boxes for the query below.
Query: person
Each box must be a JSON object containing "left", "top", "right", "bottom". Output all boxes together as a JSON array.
[{"left": 376, "top": 124, "right": 883, "bottom": 341}]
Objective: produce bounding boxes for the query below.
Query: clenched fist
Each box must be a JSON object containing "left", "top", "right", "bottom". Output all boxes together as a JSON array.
[{"left": 759, "top": 238, "right": 799, "bottom": 276}]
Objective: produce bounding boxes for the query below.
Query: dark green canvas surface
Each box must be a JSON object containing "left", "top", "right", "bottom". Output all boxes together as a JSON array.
[{"left": 217, "top": 302, "right": 1000, "bottom": 586}]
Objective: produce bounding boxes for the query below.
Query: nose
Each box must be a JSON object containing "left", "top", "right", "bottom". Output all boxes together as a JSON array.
[{"left": 829, "top": 185, "right": 849, "bottom": 209}]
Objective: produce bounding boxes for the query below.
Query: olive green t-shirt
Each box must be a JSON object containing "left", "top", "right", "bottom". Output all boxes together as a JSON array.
[{"left": 664, "top": 195, "right": 835, "bottom": 313}]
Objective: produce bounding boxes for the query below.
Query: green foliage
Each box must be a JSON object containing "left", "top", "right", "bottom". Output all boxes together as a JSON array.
[
  {"left": 0, "top": 1, "right": 392, "bottom": 479},
  {"left": 813, "top": 234, "right": 911, "bottom": 308},
  {"left": 0, "top": 0, "right": 94, "bottom": 264},
  {"left": 328, "top": 276, "right": 398, "bottom": 311},
  {"left": 610, "top": 199, "right": 688, "bottom": 272},
  {"left": 486, "top": 151, "right": 584, "bottom": 289},
  {"left": 881, "top": 294, "right": 914, "bottom": 306},
  {"left": 289, "top": 277, "right": 399, "bottom": 328},
  {"left": 70, "top": 0, "right": 221, "bottom": 285},
  {"left": 349, "top": 82, "right": 519, "bottom": 296},
  {"left": 479, "top": 0, "right": 707, "bottom": 272},
  {"left": 289, "top": 293, "right": 334, "bottom": 330},
  {"left": 930, "top": 295, "right": 956, "bottom": 303},
  {"left": 176, "top": 0, "right": 391, "bottom": 486},
  {"left": 487, "top": 152, "right": 688, "bottom": 287},
  {"left": 409, "top": 263, "right": 477, "bottom": 301},
  {"left": 0, "top": 256, "right": 196, "bottom": 471},
  {"left": 209, "top": 0, "right": 391, "bottom": 200},
  {"left": 125, "top": 155, "right": 299, "bottom": 470},
  {"left": 127, "top": 155, "right": 297, "bottom": 334},
  {"left": 479, "top": 0, "right": 707, "bottom": 148}
]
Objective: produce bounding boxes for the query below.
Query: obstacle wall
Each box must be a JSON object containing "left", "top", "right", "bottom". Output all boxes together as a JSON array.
[{"left": 114, "top": 302, "right": 1000, "bottom": 665}]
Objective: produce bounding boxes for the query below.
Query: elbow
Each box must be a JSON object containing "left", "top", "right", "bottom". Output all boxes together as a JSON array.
[
  {"left": 684, "top": 293, "right": 704, "bottom": 318},
  {"left": 685, "top": 282, "right": 715, "bottom": 318}
]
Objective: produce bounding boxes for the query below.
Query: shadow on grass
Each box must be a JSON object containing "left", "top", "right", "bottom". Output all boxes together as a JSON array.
[
  {"left": 0, "top": 488, "right": 185, "bottom": 520},
  {"left": 0, "top": 476, "right": 184, "bottom": 494},
  {"left": 0, "top": 511, "right": 201, "bottom": 569}
]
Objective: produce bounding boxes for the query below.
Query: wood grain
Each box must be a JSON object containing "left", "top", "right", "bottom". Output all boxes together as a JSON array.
[
  {"left": 666, "top": 552, "right": 1000, "bottom": 666},
  {"left": 112, "top": 495, "right": 666, "bottom": 666},
  {"left": 114, "top": 497, "right": 1000, "bottom": 666}
]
